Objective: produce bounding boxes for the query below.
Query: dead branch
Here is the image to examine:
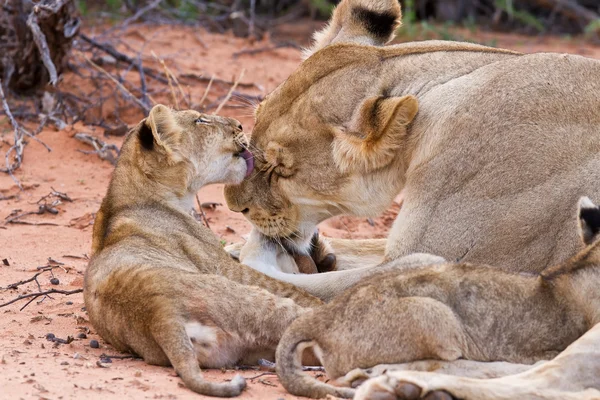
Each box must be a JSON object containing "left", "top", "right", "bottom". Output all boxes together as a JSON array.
[
  {"left": 214, "top": 69, "right": 245, "bottom": 115},
  {"left": 0, "top": 263, "right": 82, "bottom": 311},
  {"left": 194, "top": 194, "right": 211, "bottom": 229},
  {"left": 232, "top": 42, "right": 302, "bottom": 58},
  {"left": 0, "top": 288, "right": 83, "bottom": 310},
  {"left": 179, "top": 72, "right": 261, "bottom": 90},
  {"left": 79, "top": 34, "right": 169, "bottom": 85},
  {"left": 76, "top": 51, "right": 150, "bottom": 113},
  {"left": 0, "top": 80, "right": 24, "bottom": 188},
  {"left": 530, "top": 0, "right": 600, "bottom": 25},
  {"left": 27, "top": 8, "right": 58, "bottom": 85},
  {"left": 121, "top": 0, "right": 164, "bottom": 28},
  {"left": 74, "top": 133, "right": 120, "bottom": 165},
  {"left": 4, "top": 189, "right": 71, "bottom": 225},
  {"left": 198, "top": 75, "right": 215, "bottom": 108}
]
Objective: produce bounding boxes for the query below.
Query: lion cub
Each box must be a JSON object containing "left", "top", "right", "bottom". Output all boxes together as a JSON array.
[
  {"left": 84, "top": 105, "right": 322, "bottom": 397},
  {"left": 276, "top": 197, "right": 600, "bottom": 399}
]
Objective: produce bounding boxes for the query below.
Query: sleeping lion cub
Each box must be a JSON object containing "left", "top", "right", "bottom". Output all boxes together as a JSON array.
[
  {"left": 276, "top": 197, "right": 600, "bottom": 399},
  {"left": 84, "top": 105, "right": 323, "bottom": 397}
]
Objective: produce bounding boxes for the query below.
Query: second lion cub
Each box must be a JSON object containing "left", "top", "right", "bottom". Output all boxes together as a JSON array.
[
  {"left": 84, "top": 105, "right": 322, "bottom": 398},
  {"left": 276, "top": 197, "right": 600, "bottom": 399}
]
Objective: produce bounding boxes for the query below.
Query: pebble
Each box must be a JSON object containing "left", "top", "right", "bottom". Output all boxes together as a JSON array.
[
  {"left": 90, "top": 340, "right": 99, "bottom": 348},
  {"left": 50, "top": 278, "right": 60, "bottom": 285},
  {"left": 77, "top": 333, "right": 87, "bottom": 339},
  {"left": 45, "top": 333, "right": 55, "bottom": 340}
]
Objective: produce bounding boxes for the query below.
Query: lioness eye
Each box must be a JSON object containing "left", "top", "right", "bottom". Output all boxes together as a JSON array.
[{"left": 195, "top": 117, "right": 211, "bottom": 125}]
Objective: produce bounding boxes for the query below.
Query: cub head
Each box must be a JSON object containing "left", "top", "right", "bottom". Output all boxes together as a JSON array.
[
  {"left": 577, "top": 197, "right": 600, "bottom": 246},
  {"left": 541, "top": 197, "right": 600, "bottom": 280},
  {"left": 127, "top": 104, "right": 253, "bottom": 197}
]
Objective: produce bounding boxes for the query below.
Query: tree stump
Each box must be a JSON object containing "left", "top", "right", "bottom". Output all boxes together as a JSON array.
[{"left": 0, "top": 0, "right": 79, "bottom": 94}]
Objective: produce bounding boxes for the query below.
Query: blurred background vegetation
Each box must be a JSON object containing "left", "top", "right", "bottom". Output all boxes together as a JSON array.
[{"left": 77, "top": 0, "right": 600, "bottom": 40}]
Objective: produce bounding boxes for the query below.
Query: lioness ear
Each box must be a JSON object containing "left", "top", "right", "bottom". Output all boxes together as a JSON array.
[
  {"left": 303, "top": 0, "right": 402, "bottom": 59},
  {"left": 139, "top": 104, "right": 181, "bottom": 159},
  {"left": 332, "top": 95, "right": 418, "bottom": 173},
  {"left": 578, "top": 197, "right": 600, "bottom": 246}
]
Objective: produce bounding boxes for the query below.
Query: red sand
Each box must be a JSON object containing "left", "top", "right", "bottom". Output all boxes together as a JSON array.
[{"left": 1, "top": 24, "right": 598, "bottom": 399}]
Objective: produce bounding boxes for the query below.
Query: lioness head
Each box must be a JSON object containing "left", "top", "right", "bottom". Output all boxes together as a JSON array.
[
  {"left": 224, "top": 0, "right": 411, "bottom": 249},
  {"left": 224, "top": 87, "right": 417, "bottom": 244},
  {"left": 128, "top": 104, "right": 253, "bottom": 195}
]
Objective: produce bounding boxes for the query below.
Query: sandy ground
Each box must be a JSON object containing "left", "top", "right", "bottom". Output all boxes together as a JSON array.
[{"left": 1, "top": 22, "right": 599, "bottom": 400}]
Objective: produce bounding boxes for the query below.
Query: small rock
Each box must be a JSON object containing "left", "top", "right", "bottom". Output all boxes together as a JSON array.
[
  {"left": 90, "top": 340, "right": 99, "bottom": 349},
  {"left": 66, "top": 301, "right": 73, "bottom": 305},
  {"left": 134, "top": 370, "right": 142, "bottom": 377},
  {"left": 77, "top": 333, "right": 87, "bottom": 339},
  {"left": 96, "top": 360, "right": 110, "bottom": 368},
  {"left": 50, "top": 278, "right": 60, "bottom": 285},
  {"left": 45, "top": 333, "right": 55, "bottom": 340},
  {"left": 60, "top": 361, "right": 69, "bottom": 366}
]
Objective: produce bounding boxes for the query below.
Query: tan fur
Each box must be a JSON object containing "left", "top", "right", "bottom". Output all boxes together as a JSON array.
[
  {"left": 85, "top": 105, "right": 323, "bottom": 398},
  {"left": 302, "top": 0, "right": 402, "bottom": 59},
  {"left": 224, "top": 0, "right": 600, "bottom": 301},
  {"left": 354, "top": 322, "right": 600, "bottom": 399},
  {"left": 274, "top": 198, "right": 600, "bottom": 398}
]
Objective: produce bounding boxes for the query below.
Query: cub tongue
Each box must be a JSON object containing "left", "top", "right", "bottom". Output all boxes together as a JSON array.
[{"left": 240, "top": 149, "right": 254, "bottom": 177}]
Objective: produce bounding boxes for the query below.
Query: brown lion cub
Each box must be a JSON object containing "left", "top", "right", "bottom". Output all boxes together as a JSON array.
[
  {"left": 84, "top": 105, "right": 323, "bottom": 398},
  {"left": 276, "top": 197, "right": 600, "bottom": 399}
]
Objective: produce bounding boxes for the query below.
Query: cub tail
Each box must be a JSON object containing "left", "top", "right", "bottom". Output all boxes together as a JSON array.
[
  {"left": 276, "top": 315, "right": 355, "bottom": 399},
  {"left": 152, "top": 323, "right": 247, "bottom": 397}
]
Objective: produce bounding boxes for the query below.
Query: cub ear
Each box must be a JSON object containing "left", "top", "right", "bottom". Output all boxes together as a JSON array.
[
  {"left": 303, "top": 0, "right": 402, "bottom": 59},
  {"left": 332, "top": 95, "right": 418, "bottom": 173},
  {"left": 138, "top": 104, "right": 181, "bottom": 159},
  {"left": 578, "top": 196, "right": 600, "bottom": 245}
]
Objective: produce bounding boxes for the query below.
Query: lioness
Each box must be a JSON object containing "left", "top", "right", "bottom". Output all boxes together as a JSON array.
[
  {"left": 84, "top": 105, "right": 324, "bottom": 397},
  {"left": 223, "top": 0, "right": 600, "bottom": 301},
  {"left": 275, "top": 197, "right": 600, "bottom": 399}
]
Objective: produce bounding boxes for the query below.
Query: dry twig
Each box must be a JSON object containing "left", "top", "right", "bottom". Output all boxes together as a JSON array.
[
  {"left": 0, "top": 264, "right": 82, "bottom": 311},
  {"left": 74, "top": 133, "right": 120, "bottom": 165},
  {"left": 0, "top": 80, "right": 24, "bottom": 188},
  {"left": 214, "top": 69, "right": 245, "bottom": 115},
  {"left": 76, "top": 51, "right": 150, "bottom": 113},
  {"left": 194, "top": 194, "right": 211, "bottom": 229}
]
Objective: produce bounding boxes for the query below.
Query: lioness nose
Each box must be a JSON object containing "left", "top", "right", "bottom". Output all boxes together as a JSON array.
[
  {"left": 237, "top": 123, "right": 243, "bottom": 131},
  {"left": 224, "top": 182, "right": 251, "bottom": 214}
]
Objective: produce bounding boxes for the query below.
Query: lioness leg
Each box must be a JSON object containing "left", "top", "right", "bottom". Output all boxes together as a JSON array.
[
  {"left": 322, "top": 237, "right": 387, "bottom": 270},
  {"left": 226, "top": 234, "right": 386, "bottom": 271},
  {"left": 336, "top": 359, "right": 546, "bottom": 388},
  {"left": 354, "top": 323, "right": 600, "bottom": 400}
]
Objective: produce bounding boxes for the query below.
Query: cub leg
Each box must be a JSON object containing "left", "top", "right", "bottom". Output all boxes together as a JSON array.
[{"left": 354, "top": 322, "right": 600, "bottom": 400}]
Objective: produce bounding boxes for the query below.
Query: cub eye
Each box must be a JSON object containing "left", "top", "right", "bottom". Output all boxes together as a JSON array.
[{"left": 195, "top": 117, "right": 211, "bottom": 125}]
